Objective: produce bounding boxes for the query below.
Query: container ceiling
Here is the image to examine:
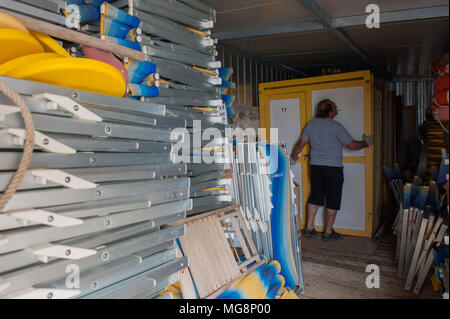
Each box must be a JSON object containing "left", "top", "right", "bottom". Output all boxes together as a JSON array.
[{"left": 204, "top": 0, "right": 449, "bottom": 78}]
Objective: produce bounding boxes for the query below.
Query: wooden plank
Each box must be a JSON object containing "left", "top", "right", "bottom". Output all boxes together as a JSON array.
[
  {"left": 179, "top": 222, "right": 208, "bottom": 297},
  {"left": 236, "top": 212, "right": 258, "bottom": 256},
  {"left": 404, "top": 210, "right": 422, "bottom": 273},
  {"left": 230, "top": 216, "right": 251, "bottom": 259},
  {"left": 217, "top": 216, "right": 239, "bottom": 284},
  {"left": 214, "top": 216, "right": 235, "bottom": 290},
  {"left": 203, "top": 216, "right": 229, "bottom": 290},
  {"left": 175, "top": 245, "right": 198, "bottom": 299},
  {"left": 415, "top": 218, "right": 444, "bottom": 276},
  {"left": 192, "top": 218, "right": 223, "bottom": 296},
  {"left": 398, "top": 209, "right": 409, "bottom": 276},
  {"left": 179, "top": 221, "right": 215, "bottom": 298},
  {"left": 394, "top": 205, "right": 403, "bottom": 234},
  {"left": 218, "top": 211, "right": 239, "bottom": 222},
  {"left": 169, "top": 204, "right": 239, "bottom": 226},
  {"left": 407, "top": 208, "right": 417, "bottom": 249},
  {"left": 404, "top": 217, "right": 428, "bottom": 290},
  {"left": 0, "top": 9, "right": 146, "bottom": 61},
  {"left": 425, "top": 214, "right": 436, "bottom": 236},
  {"left": 238, "top": 255, "right": 260, "bottom": 270},
  {"left": 214, "top": 217, "right": 242, "bottom": 283},
  {"left": 211, "top": 215, "right": 242, "bottom": 280},
  {"left": 395, "top": 207, "right": 403, "bottom": 260},
  {"left": 413, "top": 224, "right": 448, "bottom": 294}
]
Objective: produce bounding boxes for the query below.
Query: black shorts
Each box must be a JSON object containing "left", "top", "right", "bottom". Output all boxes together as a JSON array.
[{"left": 308, "top": 165, "right": 344, "bottom": 211}]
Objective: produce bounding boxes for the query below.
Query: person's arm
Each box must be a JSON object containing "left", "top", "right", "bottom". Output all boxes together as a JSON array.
[
  {"left": 291, "top": 123, "right": 310, "bottom": 161},
  {"left": 346, "top": 140, "right": 369, "bottom": 150},
  {"left": 347, "top": 134, "right": 373, "bottom": 150},
  {"left": 336, "top": 123, "right": 372, "bottom": 151},
  {"left": 291, "top": 138, "right": 308, "bottom": 161}
]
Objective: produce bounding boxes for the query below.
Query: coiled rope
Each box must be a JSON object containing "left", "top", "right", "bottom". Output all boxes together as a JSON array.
[{"left": 0, "top": 82, "right": 35, "bottom": 212}]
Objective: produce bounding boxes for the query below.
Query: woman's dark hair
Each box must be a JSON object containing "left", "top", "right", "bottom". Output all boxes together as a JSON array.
[{"left": 316, "top": 99, "right": 334, "bottom": 118}]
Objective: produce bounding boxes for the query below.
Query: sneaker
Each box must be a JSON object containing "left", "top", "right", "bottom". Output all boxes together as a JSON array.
[
  {"left": 304, "top": 228, "right": 318, "bottom": 238},
  {"left": 322, "top": 229, "right": 343, "bottom": 241}
]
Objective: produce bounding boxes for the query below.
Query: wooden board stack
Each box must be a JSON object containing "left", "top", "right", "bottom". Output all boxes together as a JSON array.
[{"left": 386, "top": 150, "right": 449, "bottom": 295}]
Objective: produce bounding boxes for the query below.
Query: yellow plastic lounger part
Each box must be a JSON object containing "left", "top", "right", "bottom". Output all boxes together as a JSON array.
[
  {"left": 0, "top": 53, "right": 61, "bottom": 76},
  {"left": 0, "top": 12, "right": 29, "bottom": 33},
  {"left": 0, "top": 28, "right": 44, "bottom": 64},
  {"left": 8, "top": 57, "right": 127, "bottom": 97},
  {"left": 29, "top": 30, "right": 71, "bottom": 57}
]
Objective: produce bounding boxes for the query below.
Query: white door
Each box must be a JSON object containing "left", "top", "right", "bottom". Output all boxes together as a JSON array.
[{"left": 310, "top": 86, "right": 367, "bottom": 232}]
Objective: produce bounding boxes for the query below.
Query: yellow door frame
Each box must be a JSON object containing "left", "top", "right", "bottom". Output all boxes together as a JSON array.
[{"left": 259, "top": 70, "right": 374, "bottom": 238}]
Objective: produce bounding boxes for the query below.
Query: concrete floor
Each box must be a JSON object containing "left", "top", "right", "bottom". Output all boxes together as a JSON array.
[{"left": 298, "top": 232, "right": 440, "bottom": 299}]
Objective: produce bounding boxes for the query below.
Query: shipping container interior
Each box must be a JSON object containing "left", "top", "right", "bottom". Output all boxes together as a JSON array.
[{"left": 0, "top": 0, "right": 448, "bottom": 301}]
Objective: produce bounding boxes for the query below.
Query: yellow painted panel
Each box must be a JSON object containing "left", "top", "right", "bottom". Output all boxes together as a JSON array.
[
  {"left": 343, "top": 157, "right": 365, "bottom": 163},
  {"left": 364, "top": 72, "right": 374, "bottom": 237},
  {"left": 259, "top": 80, "right": 363, "bottom": 96},
  {"left": 259, "top": 70, "right": 369, "bottom": 91}
]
